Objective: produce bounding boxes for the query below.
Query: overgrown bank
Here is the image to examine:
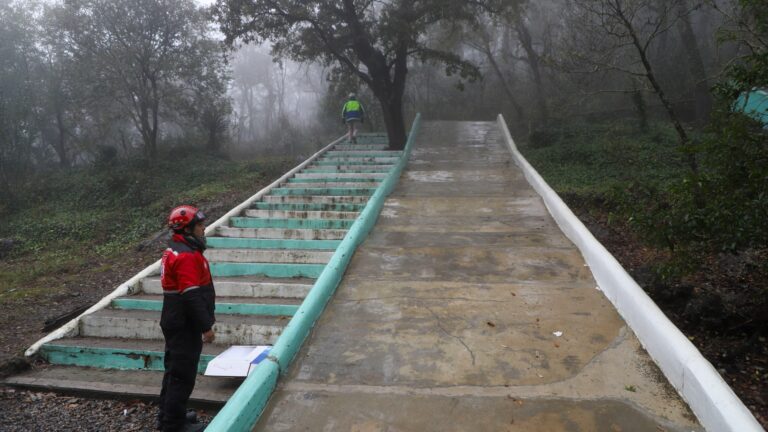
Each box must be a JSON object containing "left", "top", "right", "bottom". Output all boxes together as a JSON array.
[
  {"left": 519, "top": 120, "right": 767, "bottom": 428},
  {"left": 0, "top": 152, "right": 293, "bottom": 368}
]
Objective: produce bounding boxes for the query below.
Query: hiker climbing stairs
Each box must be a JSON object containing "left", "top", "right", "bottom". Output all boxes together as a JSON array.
[{"left": 6, "top": 133, "right": 401, "bottom": 404}]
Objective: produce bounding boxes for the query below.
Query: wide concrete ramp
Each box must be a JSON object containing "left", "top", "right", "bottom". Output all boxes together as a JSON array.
[{"left": 253, "top": 121, "right": 702, "bottom": 431}]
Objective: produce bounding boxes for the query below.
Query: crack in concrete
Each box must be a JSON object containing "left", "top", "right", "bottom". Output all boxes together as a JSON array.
[{"left": 423, "top": 304, "right": 476, "bottom": 366}]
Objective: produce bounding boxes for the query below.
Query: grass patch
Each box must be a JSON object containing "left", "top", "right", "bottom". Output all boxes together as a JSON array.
[
  {"left": 0, "top": 151, "right": 292, "bottom": 299},
  {"left": 520, "top": 120, "right": 687, "bottom": 199}
]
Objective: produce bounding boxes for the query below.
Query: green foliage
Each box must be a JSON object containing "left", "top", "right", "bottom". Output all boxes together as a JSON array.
[
  {"left": 0, "top": 152, "right": 291, "bottom": 298},
  {"left": 519, "top": 120, "right": 686, "bottom": 198},
  {"left": 616, "top": 0, "right": 768, "bottom": 275}
]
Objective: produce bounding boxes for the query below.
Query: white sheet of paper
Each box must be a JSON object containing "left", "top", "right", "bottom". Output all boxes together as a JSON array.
[{"left": 204, "top": 345, "right": 271, "bottom": 377}]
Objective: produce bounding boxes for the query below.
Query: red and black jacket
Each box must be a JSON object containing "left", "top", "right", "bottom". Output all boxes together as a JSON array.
[{"left": 160, "top": 234, "right": 215, "bottom": 333}]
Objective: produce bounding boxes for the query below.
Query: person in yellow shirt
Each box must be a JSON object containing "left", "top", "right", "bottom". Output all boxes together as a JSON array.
[{"left": 341, "top": 93, "right": 365, "bottom": 143}]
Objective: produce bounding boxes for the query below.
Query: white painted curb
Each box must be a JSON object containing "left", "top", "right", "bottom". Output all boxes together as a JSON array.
[
  {"left": 497, "top": 115, "right": 763, "bottom": 432},
  {"left": 25, "top": 135, "right": 347, "bottom": 357}
]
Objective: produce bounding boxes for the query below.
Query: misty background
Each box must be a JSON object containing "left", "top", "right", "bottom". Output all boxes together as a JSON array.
[{"left": 2, "top": 0, "right": 754, "bottom": 186}]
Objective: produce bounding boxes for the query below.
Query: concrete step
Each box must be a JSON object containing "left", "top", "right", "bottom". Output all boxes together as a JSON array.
[
  {"left": 269, "top": 187, "right": 376, "bottom": 197},
  {"left": 302, "top": 166, "right": 393, "bottom": 173},
  {"left": 261, "top": 195, "right": 369, "bottom": 204},
  {"left": 243, "top": 209, "right": 360, "bottom": 220},
  {"left": 287, "top": 177, "right": 382, "bottom": 184},
  {"left": 206, "top": 236, "right": 340, "bottom": 250},
  {"left": 314, "top": 158, "right": 399, "bottom": 165},
  {"left": 333, "top": 145, "right": 390, "bottom": 150},
  {"left": 293, "top": 173, "right": 387, "bottom": 180},
  {"left": 38, "top": 337, "right": 226, "bottom": 373},
  {"left": 215, "top": 226, "right": 347, "bottom": 240},
  {"left": 334, "top": 135, "right": 388, "bottom": 145},
  {"left": 229, "top": 217, "right": 354, "bottom": 230},
  {"left": 209, "top": 262, "right": 324, "bottom": 278},
  {"left": 4, "top": 366, "right": 240, "bottom": 405},
  {"left": 142, "top": 276, "right": 313, "bottom": 298},
  {"left": 251, "top": 202, "right": 366, "bottom": 212},
  {"left": 205, "top": 248, "right": 333, "bottom": 264},
  {"left": 282, "top": 181, "right": 381, "bottom": 189},
  {"left": 112, "top": 294, "right": 302, "bottom": 316},
  {"left": 326, "top": 151, "right": 402, "bottom": 157},
  {"left": 80, "top": 308, "right": 288, "bottom": 345}
]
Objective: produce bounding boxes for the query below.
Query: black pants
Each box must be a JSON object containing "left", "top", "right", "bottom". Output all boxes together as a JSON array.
[{"left": 159, "top": 325, "right": 202, "bottom": 432}]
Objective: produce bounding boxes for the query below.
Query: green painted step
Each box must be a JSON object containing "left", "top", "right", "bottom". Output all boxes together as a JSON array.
[
  {"left": 287, "top": 177, "right": 381, "bottom": 183},
  {"left": 210, "top": 262, "right": 324, "bottom": 278},
  {"left": 261, "top": 195, "right": 369, "bottom": 204},
  {"left": 326, "top": 151, "right": 402, "bottom": 157},
  {"left": 269, "top": 187, "right": 376, "bottom": 196},
  {"left": 112, "top": 298, "right": 300, "bottom": 317},
  {"left": 251, "top": 202, "right": 366, "bottom": 212},
  {"left": 282, "top": 182, "right": 381, "bottom": 189},
  {"left": 230, "top": 217, "right": 354, "bottom": 230},
  {"left": 215, "top": 227, "right": 348, "bottom": 241},
  {"left": 294, "top": 173, "right": 388, "bottom": 180},
  {"left": 39, "top": 338, "right": 221, "bottom": 373},
  {"left": 333, "top": 145, "right": 390, "bottom": 151},
  {"left": 243, "top": 209, "right": 359, "bottom": 220},
  {"left": 314, "top": 159, "right": 398, "bottom": 165},
  {"left": 206, "top": 237, "right": 340, "bottom": 250},
  {"left": 302, "top": 167, "right": 393, "bottom": 173},
  {"left": 80, "top": 309, "right": 286, "bottom": 345}
]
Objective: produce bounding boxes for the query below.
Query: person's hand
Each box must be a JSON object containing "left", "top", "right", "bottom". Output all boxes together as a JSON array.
[{"left": 202, "top": 329, "right": 215, "bottom": 343}]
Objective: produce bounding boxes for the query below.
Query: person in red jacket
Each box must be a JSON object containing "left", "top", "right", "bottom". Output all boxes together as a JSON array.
[{"left": 157, "top": 205, "right": 215, "bottom": 432}]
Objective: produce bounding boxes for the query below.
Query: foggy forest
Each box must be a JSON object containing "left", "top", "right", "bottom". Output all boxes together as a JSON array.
[{"left": 0, "top": 0, "right": 766, "bottom": 429}]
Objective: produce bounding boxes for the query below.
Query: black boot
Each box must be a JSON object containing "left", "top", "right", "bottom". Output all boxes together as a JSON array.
[
  {"left": 186, "top": 409, "right": 198, "bottom": 424},
  {"left": 181, "top": 423, "right": 206, "bottom": 432}
]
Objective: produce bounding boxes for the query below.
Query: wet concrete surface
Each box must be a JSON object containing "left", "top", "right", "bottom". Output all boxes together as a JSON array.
[{"left": 254, "top": 121, "right": 702, "bottom": 431}]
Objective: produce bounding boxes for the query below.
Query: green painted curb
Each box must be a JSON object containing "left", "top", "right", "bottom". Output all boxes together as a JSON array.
[
  {"left": 209, "top": 262, "right": 324, "bottom": 278},
  {"left": 230, "top": 217, "right": 354, "bottom": 230},
  {"left": 112, "top": 298, "right": 299, "bottom": 316},
  {"left": 205, "top": 114, "right": 421, "bottom": 432},
  {"left": 40, "top": 344, "right": 215, "bottom": 374},
  {"left": 206, "top": 237, "right": 340, "bottom": 250}
]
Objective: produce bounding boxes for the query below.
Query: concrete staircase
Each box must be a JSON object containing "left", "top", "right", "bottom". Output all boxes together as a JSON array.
[{"left": 6, "top": 134, "right": 400, "bottom": 405}]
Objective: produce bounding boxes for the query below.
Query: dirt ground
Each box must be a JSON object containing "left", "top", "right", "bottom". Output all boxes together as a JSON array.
[
  {"left": 569, "top": 201, "right": 767, "bottom": 429},
  {"left": 0, "top": 187, "right": 271, "bottom": 431}
]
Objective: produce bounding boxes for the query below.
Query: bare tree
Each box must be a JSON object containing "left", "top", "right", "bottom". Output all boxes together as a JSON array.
[
  {"left": 676, "top": 0, "right": 713, "bottom": 126},
  {"left": 56, "top": 0, "right": 225, "bottom": 158},
  {"left": 568, "top": 0, "right": 699, "bottom": 173},
  {"left": 465, "top": 19, "right": 528, "bottom": 124}
]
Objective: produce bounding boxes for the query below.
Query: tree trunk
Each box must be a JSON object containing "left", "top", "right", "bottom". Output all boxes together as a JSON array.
[
  {"left": 677, "top": 2, "right": 712, "bottom": 127},
  {"left": 54, "top": 109, "right": 69, "bottom": 168},
  {"left": 149, "top": 77, "right": 159, "bottom": 159},
  {"left": 484, "top": 39, "right": 527, "bottom": 124},
  {"left": 631, "top": 81, "right": 648, "bottom": 132},
  {"left": 515, "top": 15, "right": 549, "bottom": 126},
  {"left": 378, "top": 93, "right": 407, "bottom": 150},
  {"left": 617, "top": 5, "right": 697, "bottom": 174}
]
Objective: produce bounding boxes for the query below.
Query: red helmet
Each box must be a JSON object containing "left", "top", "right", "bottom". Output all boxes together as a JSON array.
[{"left": 168, "top": 205, "right": 206, "bottom": 231}]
